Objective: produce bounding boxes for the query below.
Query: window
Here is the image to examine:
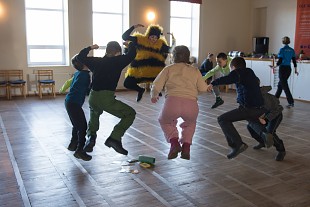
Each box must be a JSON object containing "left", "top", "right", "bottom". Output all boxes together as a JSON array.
[
  {"left": 25, "top": 0, "right": 68, "bottom": 66},
  {"left": 170, "top": 1, "right": 200, "bottom": 58},
  {"left": 92, "top": 0, "right": 129, "bottom": 57}
]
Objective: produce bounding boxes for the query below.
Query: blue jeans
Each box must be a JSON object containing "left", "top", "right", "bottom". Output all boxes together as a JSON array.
[
  {"left": 218, "top": 105, "right": 266, "bottom": 148},
  {"left": 247, "top": 113, "right": 285, "bottom": 152}
]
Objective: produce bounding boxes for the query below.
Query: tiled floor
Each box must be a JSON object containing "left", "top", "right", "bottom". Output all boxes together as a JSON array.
[{"left": 0, "top": 90, "right": 309, "bottom": 207}]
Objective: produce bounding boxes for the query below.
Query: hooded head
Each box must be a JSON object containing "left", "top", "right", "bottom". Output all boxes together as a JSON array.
[
  {"left": 71, "top": 55, "right": 84, "bottom": 71},
  {"left": 145, "top": 24, "right": 163, "bottom": 39}
]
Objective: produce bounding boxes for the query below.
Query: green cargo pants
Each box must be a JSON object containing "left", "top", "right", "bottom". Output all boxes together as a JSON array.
[{"left": 87, "top": 90, "right": 136, "bottom": 141}]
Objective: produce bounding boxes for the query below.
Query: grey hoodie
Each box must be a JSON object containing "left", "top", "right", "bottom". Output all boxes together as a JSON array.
[{"left": 261, "top": 86, "right": 283, "bottom": 121}]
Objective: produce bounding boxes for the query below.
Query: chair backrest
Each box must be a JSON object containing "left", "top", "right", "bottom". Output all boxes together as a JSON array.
[
  {"left": 7, "top": 70, "right": 24, "bottom": 81},
  {"left": 0, "top": 70, "right": 8, "bottom": 83},
  {"left": 37, "top": 70, "right": 54, "bottom": 81}
]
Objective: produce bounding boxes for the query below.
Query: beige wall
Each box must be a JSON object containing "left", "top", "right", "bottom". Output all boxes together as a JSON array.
[
  {"left": 198, "top": 0, "right": 252, "bottom": 63},
  {"left": 0, "top": 0, "right": 299, "bottom": 92}
]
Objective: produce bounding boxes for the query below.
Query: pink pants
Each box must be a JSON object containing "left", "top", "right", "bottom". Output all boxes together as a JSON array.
[{"left": 158, "top": 96, "right": 199, "bottom": 144}]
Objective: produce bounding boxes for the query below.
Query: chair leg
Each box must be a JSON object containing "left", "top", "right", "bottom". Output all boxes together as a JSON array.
[
  {"left": 39, "top": 85, "right": 42, "bottom": 99},
  {"left": 8, "top": 86, "right": 11, "bottom": 100},
  {"left": 53, "top": 85, "right": 56, "bottom": 98},
  {"left": 23, "top": 85, "right": 26, "bottom": 98},
  {"left": 6, "top": 86, "right": 10, "bottom": 100}
]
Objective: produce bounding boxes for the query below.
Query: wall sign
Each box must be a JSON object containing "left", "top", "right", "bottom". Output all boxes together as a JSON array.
[{"left": 295, "top": 0, "right": 310, "bottom": 57}]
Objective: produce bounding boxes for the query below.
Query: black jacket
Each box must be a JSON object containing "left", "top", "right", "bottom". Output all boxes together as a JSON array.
[
  {"left": 211, "top": 67, "right": 264, "bottom": 108},
  {"left": 77, "top": 43, "right": 136, "bottom": 92}
]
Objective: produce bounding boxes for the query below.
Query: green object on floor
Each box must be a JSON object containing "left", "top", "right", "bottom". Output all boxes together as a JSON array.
[{"left": 138, "top": 155, "right": 155, "bottom": 165}]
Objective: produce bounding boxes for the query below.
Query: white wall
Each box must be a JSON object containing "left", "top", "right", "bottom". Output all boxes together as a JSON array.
[
  {"left": 0, "top": 0, "right": 299, "bottom": 92},
  {"left": 252, "top": 0, "right": 297, "bottom": 54}
]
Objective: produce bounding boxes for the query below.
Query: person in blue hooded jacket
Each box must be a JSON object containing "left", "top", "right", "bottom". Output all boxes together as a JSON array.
[{"left": 207, "top": 57, "right": 273, "bottom": 159}]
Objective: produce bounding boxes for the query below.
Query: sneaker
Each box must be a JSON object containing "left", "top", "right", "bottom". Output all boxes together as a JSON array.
[
  {"left": 253, "top": 142, "right": 265, "bottom": 150},
  {"left": 105, "top": 137, "right": 128, "bottom": 155},
  {"left": 227, "top": 143, "right": 248, "bottom": 159},
  {"left": 83, "top": 136, "right": 96, "bottom": 152},
  {"left": 67, "top": 141, "right": 78, "bottom": 151},
  {"left": 211, "top": 97, "right": 224, "bottom": 109},
  {"left": 275, "top": 151, "right": 286, "bottom": 161},
  {"left": 262, "top": 132, "right": 274, "bottom": 148},
  {"left": 74, "top": 150, "right": 92, "bottom": 161},
  {"left": 136, "top": 88, "right": 145, "bottom": 102},
  {"left": 286, "top": 103, "right": 294, "bottom": 108}
]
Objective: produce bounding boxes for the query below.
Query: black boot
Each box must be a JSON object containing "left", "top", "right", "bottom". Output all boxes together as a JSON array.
[
  {"left": 253, "top": 142, "right": 265, "bottom": 150},
  {"left": 74, "top": 148, "right": 92, "bottom": 161},
  {"left": 227, "top": 143, "right": 248, "bottom": 159},
  {"left": 211, "top": 97, "right": 224, "bottom": 109},
  {"left": 105, "top": 137, "right": 128, "bottom": 155},
  {"left": 136, "top": 88, "right": 145, "bottom": 102},
  {"left": 83, "top": 135, "right": 97, "bottom": 152},
  {"left": 67, "top": 139, "right": 78, "bottom": 151},
  {"left": 275, "top": 151, "right": 286, "bottom": 161}
]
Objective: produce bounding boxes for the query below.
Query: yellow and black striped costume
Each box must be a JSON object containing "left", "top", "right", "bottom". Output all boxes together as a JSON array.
[
  {"left": 123, "top": 25, "right": 171, "bottom": 82},
  {"left": 125, "top": 33, "right": 168, "bottom": 80}
]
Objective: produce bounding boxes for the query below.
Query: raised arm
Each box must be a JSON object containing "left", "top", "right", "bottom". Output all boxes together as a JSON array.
[{"left": 122, "top": 24, "right": 144, "bottom": 43}]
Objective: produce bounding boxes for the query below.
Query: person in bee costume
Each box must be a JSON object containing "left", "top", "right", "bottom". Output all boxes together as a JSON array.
[{"left": 122, "top": 24, "right": 176, "bottom": 102}]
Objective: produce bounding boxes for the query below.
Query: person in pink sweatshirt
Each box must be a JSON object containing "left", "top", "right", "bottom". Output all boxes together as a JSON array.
[{"left": 150, "top": 45, "right": 208, "bottom": 160}]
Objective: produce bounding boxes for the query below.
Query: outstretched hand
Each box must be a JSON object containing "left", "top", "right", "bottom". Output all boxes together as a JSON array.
[{"left": 206, "top": 84, "right": 213, "bottom": 92}]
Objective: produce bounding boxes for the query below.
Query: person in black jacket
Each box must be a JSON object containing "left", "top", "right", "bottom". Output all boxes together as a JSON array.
[
  {"left": 200, "top": 53, "right": 214, "bottom": 80},
  {"left": 206, "top": 57, "right": 273, "bottom": 159},
  {"left": 76, "top": 35, "right": 137, "bottom": 156},
  {"left": 247, "top": 84, "right": 286, "bottom": 161}
]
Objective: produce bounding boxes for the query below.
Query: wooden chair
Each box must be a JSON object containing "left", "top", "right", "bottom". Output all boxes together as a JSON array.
[
  {"left": 0, "top": 70, "right": 9, "bottom": 99},
  {"left": 37, "top": 70, "right": 56, "bottom": 98},
  {"left": 7, "top": 70, "right": 26, "bottom": 99}
]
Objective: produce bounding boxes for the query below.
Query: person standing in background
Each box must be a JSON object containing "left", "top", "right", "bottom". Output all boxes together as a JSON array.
[
  {"left": 271, "top": 36, "right": 299, "bottom": 108},
  {"left": 200, "top": 53, "right": 214, "bottom": 77}
]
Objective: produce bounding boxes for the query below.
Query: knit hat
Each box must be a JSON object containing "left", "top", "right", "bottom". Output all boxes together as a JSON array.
[{"left": 146, "top": 24, "right": 163, "bottom": 38}]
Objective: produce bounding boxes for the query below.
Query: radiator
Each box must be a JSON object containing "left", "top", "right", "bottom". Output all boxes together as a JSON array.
[{"left": 27, "top": 73, "right": 73, "bottom": 94}]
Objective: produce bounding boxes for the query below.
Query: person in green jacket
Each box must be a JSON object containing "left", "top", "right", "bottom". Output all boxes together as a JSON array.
[{"left": 202, "top": 53, "right": 232, "bottom": 108}]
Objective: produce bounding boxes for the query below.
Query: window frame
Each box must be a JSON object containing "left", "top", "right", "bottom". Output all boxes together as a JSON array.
[
  {"left": 92, "top": 0, "right": 129, "bottom": 57},
  {"left": 25, "top": 0, "right": 68, "bottom": 66},
  {"left": 170, "top": 1, "right": 200, "bottom": 58}
]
